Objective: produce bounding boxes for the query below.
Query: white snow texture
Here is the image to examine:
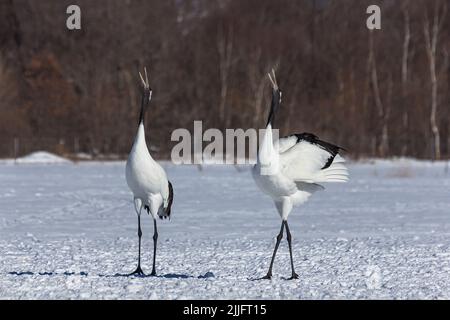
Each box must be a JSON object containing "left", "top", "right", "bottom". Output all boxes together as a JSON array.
[{"left": 0, "top": 158, "right": 449, "bottom": 299}]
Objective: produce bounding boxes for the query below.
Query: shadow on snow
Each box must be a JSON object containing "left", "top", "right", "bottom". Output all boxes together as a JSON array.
[{"left": 8, "top": 271, "right": 215, "bottom": 279}]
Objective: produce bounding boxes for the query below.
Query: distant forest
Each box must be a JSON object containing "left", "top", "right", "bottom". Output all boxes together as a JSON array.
[{"left": 1, "top": 0, "right": 450, "bottom": 160}]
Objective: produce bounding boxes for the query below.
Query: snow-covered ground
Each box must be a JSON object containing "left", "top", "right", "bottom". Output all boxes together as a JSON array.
[
  {"left": 0, "top": 158, "right": 449, "bottom": 299},
  {"left": 15, "top": 151, "right": 72, "bottom": 165}
]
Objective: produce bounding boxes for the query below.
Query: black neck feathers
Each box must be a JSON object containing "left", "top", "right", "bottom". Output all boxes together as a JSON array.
[
  {"left": 138, "top": 90, "right": 151, "bottom": 125},
  {"left": 266, "top": 89, "right": 281, "bottom": 127}
]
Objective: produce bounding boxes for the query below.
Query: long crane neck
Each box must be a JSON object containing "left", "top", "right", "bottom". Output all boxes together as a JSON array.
[
  {"left": 266, "top": 89, "right": 281, "bottom": 128},
  {"left": 132, "top": 117, "right": 155, "bottom": 158},
  {"left": 259, "top": 89, "right": 281, "bottom": 167},
  {"left": 138, "top": 89, "right": 151, "bottom": 125},
  {"left": 133, "top": 89, "right": 153, "bottom": 158}
]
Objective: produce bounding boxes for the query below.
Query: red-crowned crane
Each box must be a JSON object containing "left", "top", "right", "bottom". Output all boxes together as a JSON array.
[
  {"left": 125, "top": 68, "right": 174, "bottom": 276},
  {"left": 252, "top": 70, "right": 348, "bottom": 280}
]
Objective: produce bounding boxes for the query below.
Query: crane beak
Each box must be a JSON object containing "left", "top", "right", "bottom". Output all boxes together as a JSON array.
[
  {"left": 267, "top": 68, "right": 279, "bottom": 91},
  {"left": 268, "top": 68, "right": 281, "bottom": 104},
  {"left": 139, "top": 67, "right": 152, "bottom": 102}
]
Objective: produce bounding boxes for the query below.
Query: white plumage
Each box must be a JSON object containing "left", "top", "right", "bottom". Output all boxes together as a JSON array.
[
  {"left": 278, "top": 137, "right": 348, "bottom": 183},
  {"left": 252, "top": 70, "right": 348, "bottom": 280},
  {"left": 126, "top": 124, "right": 171, "bottom": 220},
  {"left": 125, "top": 68, "right": 173, "bottom": 277}
]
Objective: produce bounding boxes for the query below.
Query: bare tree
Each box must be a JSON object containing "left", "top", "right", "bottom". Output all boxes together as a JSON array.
[
  {"left": 217, "top": 24, "right": 234, "bottom": 128},
  {"left": 423, "top": 0, "right": 447, "bottom": 160},
  {"left": 369, "top": 33, "right": 390, "bottom": 157},
  {"left": 0, "top": 54, "right": 15, "bottom": 108},
  {"left": 2, "top": 0, "right": 450, "bottom": 159},
  {"left": 401, "top": 1, "right": 411, "bottom": 156},
  {"left": 247, "top": 48, "right": 266, "bottom": 129}
]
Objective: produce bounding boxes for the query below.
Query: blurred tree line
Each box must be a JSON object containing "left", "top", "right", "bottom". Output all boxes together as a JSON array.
[{"left": 0, "top": 0, "right": 449, "bottom": 160}]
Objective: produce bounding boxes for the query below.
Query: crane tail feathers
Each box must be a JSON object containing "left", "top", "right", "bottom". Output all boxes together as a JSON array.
[{"left": 315, "top": 162, "right": 349, "bottom": 183}]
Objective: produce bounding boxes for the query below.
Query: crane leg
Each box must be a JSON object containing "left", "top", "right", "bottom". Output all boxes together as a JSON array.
[
  {"left": 129, "top": 214, "right": 145, "bottom": 276},
  {"left": 150, "top": 218, "right": 158, "bottom": 276},
  {"left": 284, "top": 221, "right": 299, "bottom": 280},
  {"left": 259, "top": 221, "right": 284, "bottom": 280}
]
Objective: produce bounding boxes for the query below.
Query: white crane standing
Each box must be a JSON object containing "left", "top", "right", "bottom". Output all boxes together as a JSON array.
[
  {"left": 252, "top": 70, "right": 348, "bottom": 280},
  {"left": 125, "top": 68, "right": 174, "bottom": 276}
]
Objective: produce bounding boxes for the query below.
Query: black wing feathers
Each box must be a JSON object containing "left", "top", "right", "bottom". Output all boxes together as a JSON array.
[
  {"left": 163, "top": 181, "right": 174, "bottom": 219},
  {"left": 293, "top": 133, "right": 344, "bottom": 170},
  {"left": 146, "top": 181, "right": 174, "bottom": 220}
]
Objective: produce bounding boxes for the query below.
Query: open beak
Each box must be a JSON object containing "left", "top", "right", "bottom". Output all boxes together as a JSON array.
[
  {"left": 268, "top": 69, "right": 281, "bottom": 104},
  {"left": 139, "top": 67, "right": 152, "bottom": 101},
  {"left": 268, "top": 68, "right": 278, "bottom": 91}
]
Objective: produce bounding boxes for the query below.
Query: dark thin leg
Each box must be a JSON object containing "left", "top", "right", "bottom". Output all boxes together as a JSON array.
[
  {"left": 284, "top": 221, "right": 299, "bottom": 280},
  {"left": 129, "top": 214, "right": 145, "bottom": 276},
  {"left": 150, "top": 219, "right": 158, "bottom": 276},
  {"left": 260, "top": 221, "right": 285, "bottom": 280}
]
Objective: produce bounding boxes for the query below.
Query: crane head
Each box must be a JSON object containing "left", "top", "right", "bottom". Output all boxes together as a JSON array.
[
  {"left": 268, "top": 68, "right": 282, "bottom": 105},
  {"left": 139, "top": 67, "right": 152, "bottom": 102}
]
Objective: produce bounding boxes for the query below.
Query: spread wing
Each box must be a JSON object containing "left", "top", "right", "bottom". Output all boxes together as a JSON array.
[{"left": 278, "top": 133, "right": 349, "bottom": 183}]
